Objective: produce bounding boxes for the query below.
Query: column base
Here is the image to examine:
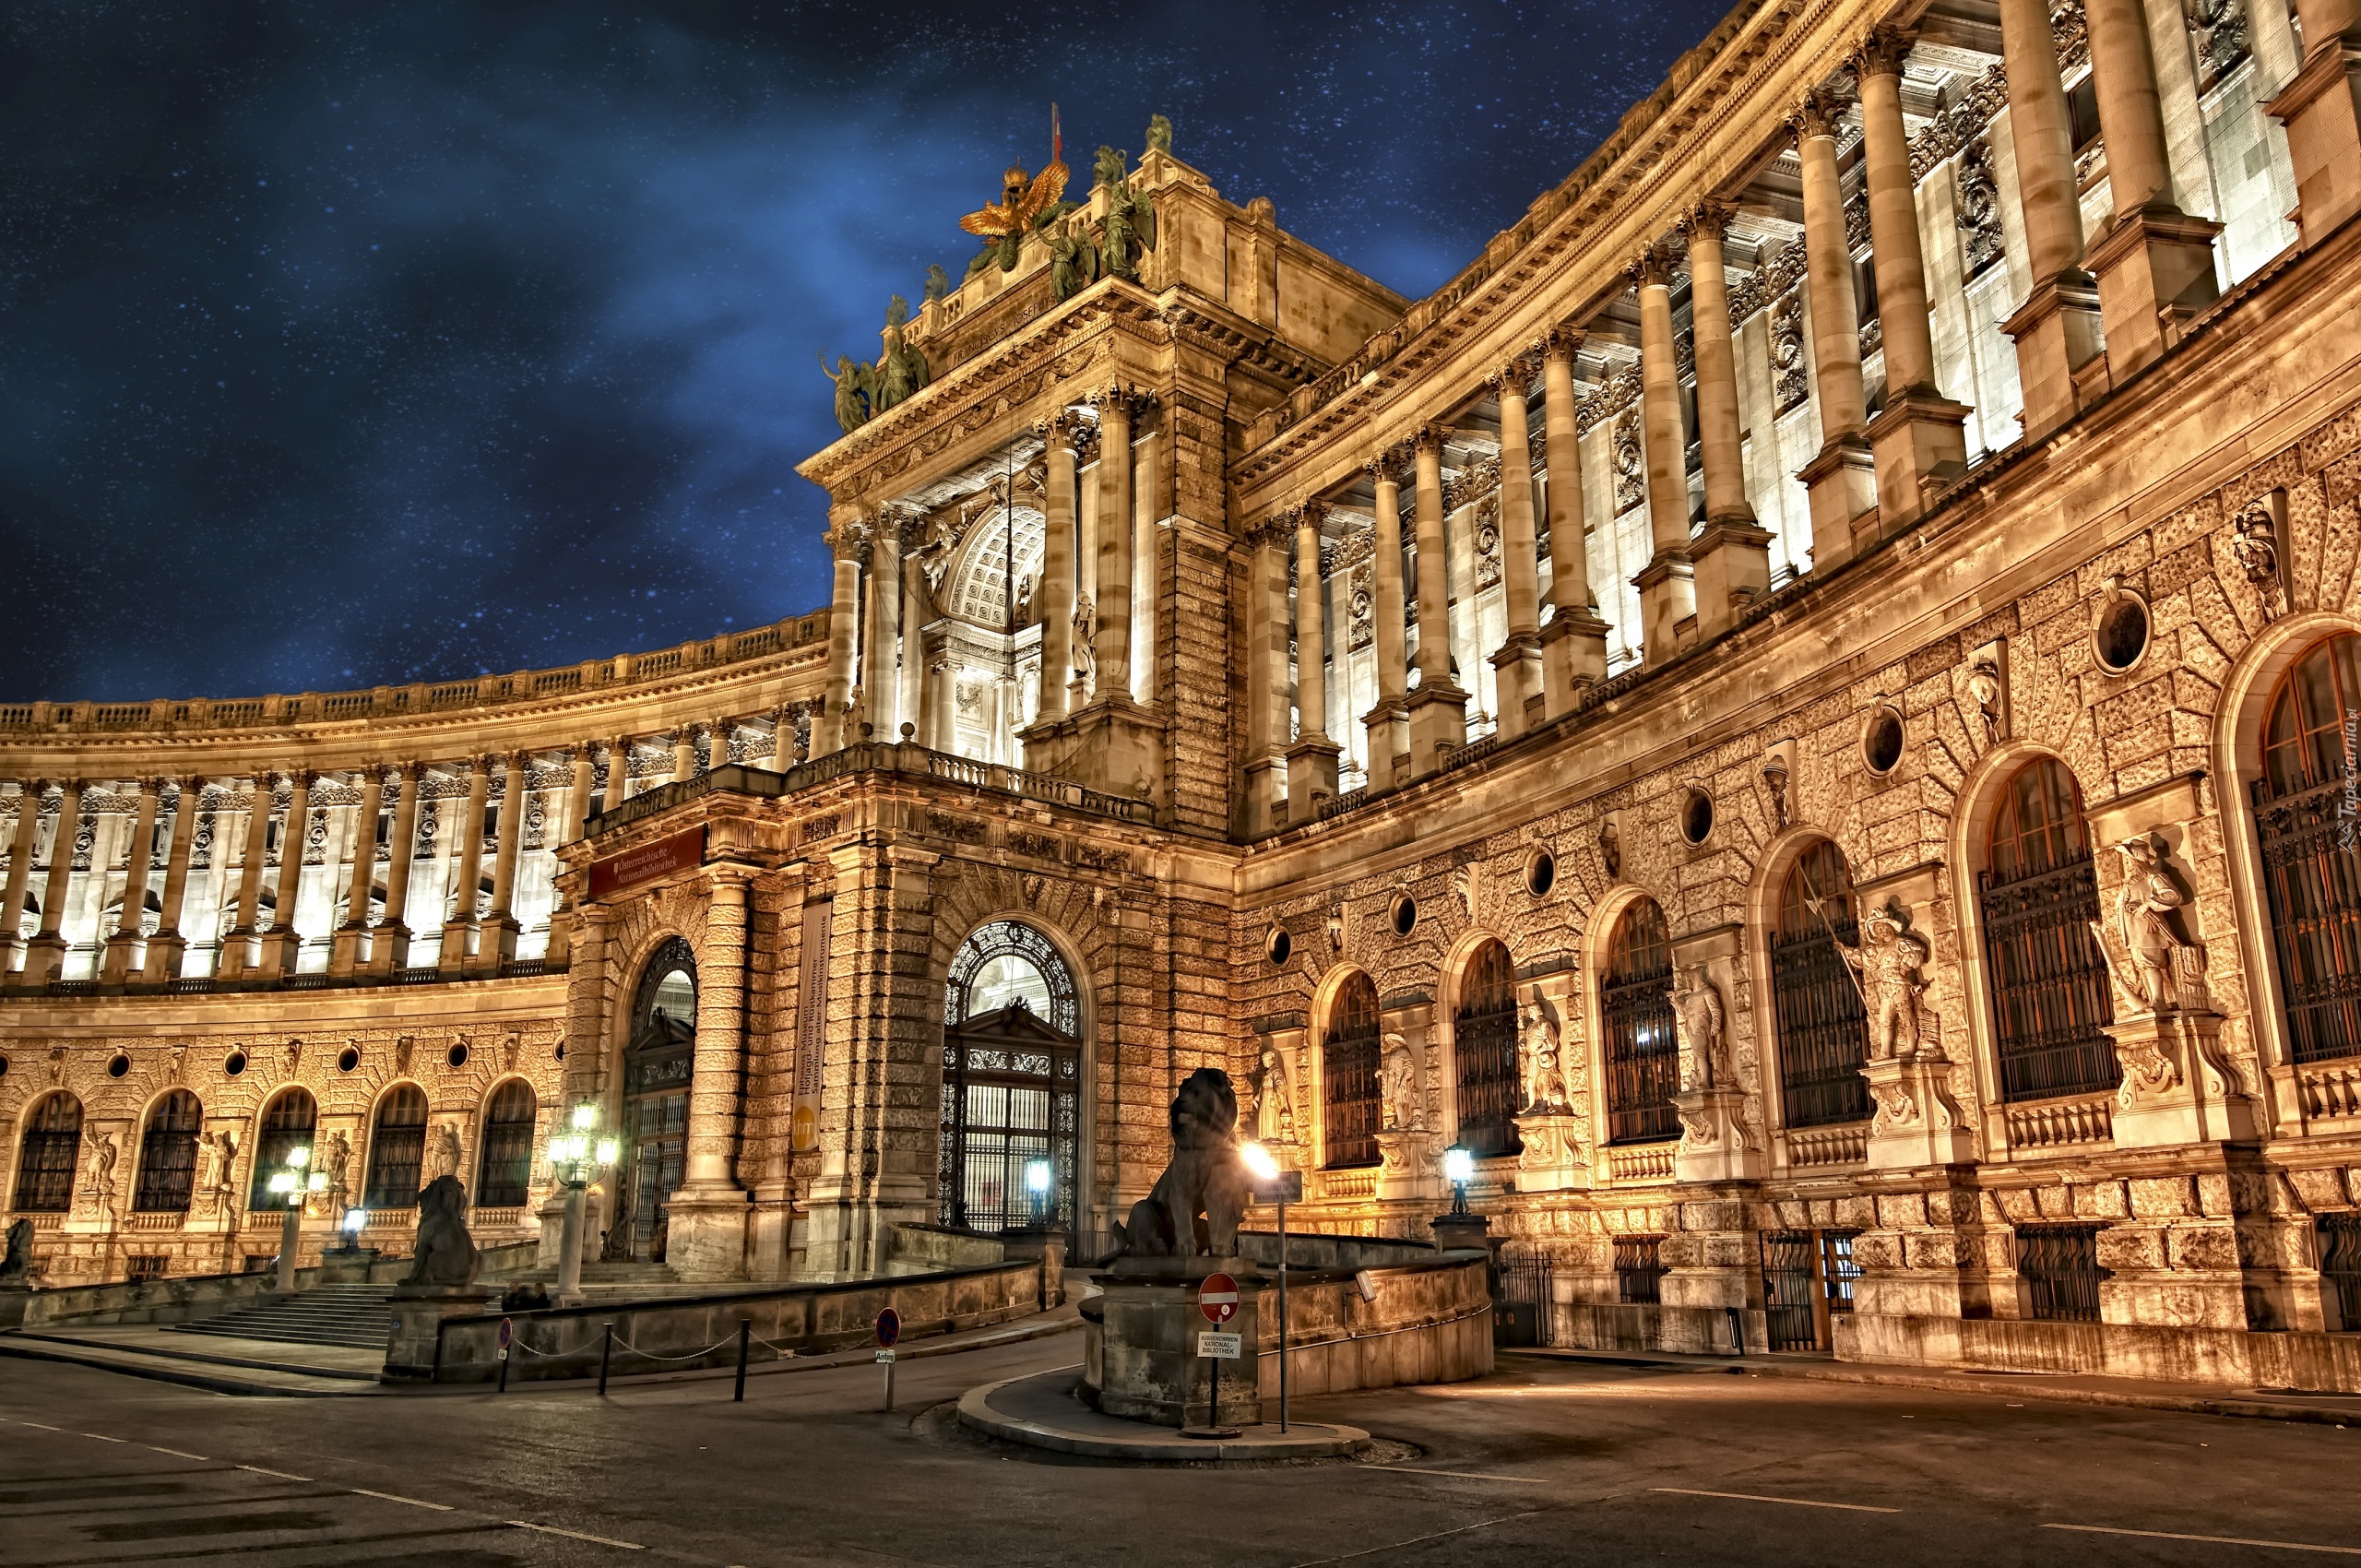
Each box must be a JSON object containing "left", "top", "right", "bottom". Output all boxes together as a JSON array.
[
  {"left": 140, "top": 932, "right": 186, "bottom": 983},
  {"left": 1487, "top": 632, "right": 1545, "bottom": 738},
  {"left": 2001, "top": 269, "right": 2106, "bottom": 443},
  {"left": 2086, "top": 203, "right": 2223, "bottom": 378},
  {"left": 437, "top": 921, "right": 476, "bottom": 976},
  {"left": 1023, "top": 695, "right": 1163, "bottom": 804},
  {"left": 1404, "top": 682, "right": 1469, "bottom": 778},
  {"left": 660, "top": 1182, "right": 753, "bottom": 1284},
  {"left": 1689, "top": 520, "right": 1774, "bottom": 641},
  {"left": 1862, "top": 1053, "right": 1976, "bottom": 1169},
  {"left": 366, "top": 922, "right": 412, "bottom": 977},
  {"left": 1284, "top": 737, "right": 1341, "bottom": 826},
  {"left": 544, "top": 906, "right": 574, "bottom": 968},
  {"left": 1865, "top": 388, "right": 1972, "bottom": 530},
  {"left": 2268, "top": 42, "right": 2361, "bottom": 252},
  {"left": 328, "top": 922, "right": 368, "bottom": 977},
  {"left": 1540, "top": 612, "right": 1611, "bottom": 719},
  {"left": 99, "top": 932, "right": 144, "bottom": 986},
  {"left": 1359, "top": 698, "right": 1410, "bottom": 793},
  {"left": 1671, "top": 1085, "right": 1762, "bottom": 1183},
  {"left": 469, "top": 916, "right": 519, "bottom": 976},
  {"left": 258, "top": 928, "right": 301, "bottom": 979},
  {"left": 1242, "top": 752, "right": 1287, "bottom": 838},
  {"left": 1797, "top": 434, "right": 1879, "bottom": 569},
  {"left": 19, "top": 934, "right": 67, "bottom": 988},
  {"left": 2106, "top": 1009, "right": 2259, "bottom": 1148},
  {"left": 1631, "top": 549, "right": 1696, "bottom": 667}
]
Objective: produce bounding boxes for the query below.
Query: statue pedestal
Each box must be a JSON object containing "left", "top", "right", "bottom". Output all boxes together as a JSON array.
[
  {"left": 2106, "top": 1010, "right": 2257, "bottom": 1149},
  {"left": 1374, "top": 1129, "right": 1438, "bottom": 1203},
  {"left": 1862, "top": 1055, "right": 1976, "bottom": 1170},
  {"left": 1430, "top": 1211, "right": 1491, "bottom": 1255},
  {"left": 0, "top": 1285, "right": 31, "bottom": 1330},
  {"left": 1513, "top": 1109, "right": 1590, "bottom": 1193},
  {"left": 1671, "top": 1085, "right": 1762, "bottom": 1183},
  {"left": 316, "top": 1247, "right": 379, "bottom": 1285},
  {"left": 381, "top": 1285, "right": 495, "bottom": 1384},
  {"left": 1086, "top": 1257, "right": 1264, "bottom": 1429}
]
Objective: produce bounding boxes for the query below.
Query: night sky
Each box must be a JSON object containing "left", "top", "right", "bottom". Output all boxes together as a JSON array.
[{"left": 2, "top": 0, "right": 1731, "bottom": 704}]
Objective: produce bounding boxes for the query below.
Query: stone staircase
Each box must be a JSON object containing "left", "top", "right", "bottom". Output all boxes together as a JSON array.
[{"left": 169, "top": 1283, "right": 397, "bottom": 1350}]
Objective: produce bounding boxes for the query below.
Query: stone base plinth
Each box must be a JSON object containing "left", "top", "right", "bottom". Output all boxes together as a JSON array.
[
  {"left": 1862, "top": 1055, "right": 1976, "bottom": 1169},
  {"left": 1513, "top": 1109, "right": 1590, "bottom": 1193},
  {"left": 381, "top": 1286, "right": 495, "bottom": 1383},
  {"left": 1089, "top": 1257, "right": 1264, "bottom": 1429},
  {"left": 1374, "top": 1128, "right": 1438, "bottom": 1202},
  {"left": 1671, "top": 1085, "right": 1762, "bottom": 1182},
  {"left": 661, "top": 1183, "right": 752, "bottom": 1283},
  {"left": 0, "top": 1285, "right": 30, "bottom": 1330},
  {"left": 2106, "top": 1011, "right": 2258, "bottom": 1149},
  {"left": 316, "top": 1247, "right": 380, "bottom": 1284}
]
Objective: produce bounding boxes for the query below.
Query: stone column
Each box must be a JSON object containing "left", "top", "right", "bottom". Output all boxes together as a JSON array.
[
  {"left": 1488, "top": 357, "right": 1546, "bottom": 734},
  {"left": 0, "top": 783, "right": 43, "bottom": 980},
  {"left": 670, "top": 727, "right": 700, "bottom": 780},
  {"left": 1243, "top": 519, "right": 1289, "bottom": 836},
  {"left": 1681, "top": 206, "right": 1775, "bottom": 641},
  {"left": 370, "top": 763, "right": 421, "bottom": 975},
  {"left": 1792, "top": 89, "right": 1880, "bottom": 562},
  {"left": 1632, "top": 245, "right": 1698, "bottom": 663},
  {"left": 927, "top": 653, "right": 955, "bottom": 752},
  {"left": 818, "top": 511, "right": 866, "bottom": 755},
  {"left": 2082, "top": 0, "right": 2222, "bottom": 374},
  {"left": 1539, "top": 328, "right": 1610, "bottom": 714},
  {"left": 1405, "top": 426, "right": 1468, "bottom": 775},
  {"left": 1363, "top": 453, "right": 1414, "bottom": 790},
  {"left": 1997, "top": 0, "right": 2105, "bottom": 440},
  {"left": 330, "top": 768, "right": 384, "bottom": 977},
  {"left": 479, "top": 752, "right": 527, "bottom": 969},
  {"left": 143, "top": 777, "right": 200, "bottom": 981},
  {"left": 439, "top": 755, "right": 489, "bottom": 974},
  {"left": 1089, "top": 386, "right": 1138, "bottom": 699},
  {"left": 101, "top": 778, "right": 159, "bottom": 983},
  {"left": 1853, "top": 30, "right": 1973, "bottom": 529},
  {"left": 1287, "top": 502, "right": 1343, "bottom": 820},
  {"left": 602, "top": 739, "right": 630, "bottom": 812},
  {"left": 26, "top": 779, "right": 83, "bottom": 985},
  {"left": 221, "top": 777, "right": 270, "bottom": 979},
  {"left": 564, "top": 748, "right": 595, "bottom": 842},
  {"left": 668, "top": 866, "right": 752, "bottom": 1281},
  {"left": 1130, "top": 422, "right": 1159, "bottom": 705},
  {"left": 1036, "top": 413, "right": 1079, "bottom": 727},
  {"left": 863, "top": 517, "right": 903, "bottom": 742},
  {"left": 260, "top": 769, "right": 312, "bottom": 977},
  {"left": 2272, "top": 0, "right": 2361, "bottom": 249}
]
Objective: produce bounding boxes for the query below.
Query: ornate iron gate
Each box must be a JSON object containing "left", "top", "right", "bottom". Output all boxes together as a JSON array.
[
  {"left": 938, "top": 1004, "right": 1080, "bottom": 1239},
  {"left": 1980, "top": 852, "right": 2119, "bottom": 1101},
  {"left": 1762, "top": 1230, "right": 1820, "bottom": 1350},
  {"left": 1772, "top": 841, "right": 1872, "bottom": 1128},
  {"left": 1496, "top": 1247, "right": 1555, "bottom": 1347}
]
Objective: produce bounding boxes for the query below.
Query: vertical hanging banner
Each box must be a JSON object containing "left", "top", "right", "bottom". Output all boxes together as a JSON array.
[{"left": 792, "top": 897, "right": 835, "bottom": 1151}]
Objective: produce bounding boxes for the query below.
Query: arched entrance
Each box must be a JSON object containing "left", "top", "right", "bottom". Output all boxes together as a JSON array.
[
  {"left": 938, "top": 920, "right": 1080, "bottom": 1244},
  {"left": 611, "top": 937, "right": 694, "bottom": 1263}
]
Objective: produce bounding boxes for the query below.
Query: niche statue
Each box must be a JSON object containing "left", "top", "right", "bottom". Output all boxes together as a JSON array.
[
  {"left": 404, "top": 1174, "right": 481, "bottom": 1288},
  {"left": 1110, "top": 1068, "right": 1251, "bottom": 1258}
]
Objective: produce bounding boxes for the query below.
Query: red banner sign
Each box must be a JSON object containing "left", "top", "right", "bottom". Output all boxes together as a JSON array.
[{"left": 589, "top": 826, "right": 706, "bottom": 899}]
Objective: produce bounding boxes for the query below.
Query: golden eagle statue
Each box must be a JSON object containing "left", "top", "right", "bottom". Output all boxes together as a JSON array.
[{"left": 960, "top": 160, "right": 1071, "bottom": 276}]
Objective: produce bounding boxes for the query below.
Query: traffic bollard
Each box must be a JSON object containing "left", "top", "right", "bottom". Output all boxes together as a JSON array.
[{"left": 733, "top": 1319, "right": 750, "bottom": 1402}]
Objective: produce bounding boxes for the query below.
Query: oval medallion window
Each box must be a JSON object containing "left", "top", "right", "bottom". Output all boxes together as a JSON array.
[
  {"left": 1266, "top": 926, "right": 1293, "bottom": 967},
  {"left": 2094, "top": 594, "right": 2150, "bottom": 673},
  {"left": 1392, "top": 895, "right": 1418, "bottom": 936},
  {"left": 1526, "top": 849, "right": 1556, "bottom": 897},
  {"left": 1681, "top": 790, "right": 1714, "bottom": 846},
  {"left": 1865, "top": 708, "right": 1904, "bottom": 776}
]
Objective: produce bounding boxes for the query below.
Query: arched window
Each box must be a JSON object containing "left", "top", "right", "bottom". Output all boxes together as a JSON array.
[
  {"left": 613, "top": 939, "right": 696, "bottom": 1264},
  {"left": 2255, "top": 633, "right": 2361, "bottom": 1063},
  {"left": 1772, "top": 841, "right": 1872, "bottom": 1127},
  {"left": 939, "top": 921, "right": 1081, "bottom": 1240},
  {"left": 475, "top": 1082, "right": 538, "bottom": 1208},
  {"left": 1453, "top": 940, "right": 1522, "bottom": 1158},
  {"left": 1978, "top": 756, "right": 2117, "bottom": 1100},
  {"left": 11, "top": 1093, "right": 83, "bottom": 1213},
  {"left": 134, "top": 1090, "right": 203, "bottom": 1213},
  {"left": 246, "top": 1088, "right": 318, "bottom": 1210},
  {"left": 1322, "top": 971, "right": 1382, "bottom": 1170},
  {"left": 1602, "top": 897, "right": 1679, "bottom": 1144},
  {"left": 362, "top": 1086, "right": 429, "bottom": 1208}
]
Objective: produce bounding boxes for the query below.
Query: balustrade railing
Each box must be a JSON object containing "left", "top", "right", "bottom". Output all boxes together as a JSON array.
[
  {"left": 2002, "top": 1091, "right": 2114, "bottom": 1151},
  {"left": 1606, "top": 1144, "right": 1675, "bottom": 1182},
  {"left": 1786, "top": 1123, "right": 1869, "bottom": 1167},
  {"left": 2299, "top": 1061, "right": 2361, "bottom": 1121}
]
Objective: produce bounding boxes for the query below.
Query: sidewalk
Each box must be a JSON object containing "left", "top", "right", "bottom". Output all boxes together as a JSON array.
[{"left": 1501, "top": 1345, "right": 2361, "bottom": 1425}]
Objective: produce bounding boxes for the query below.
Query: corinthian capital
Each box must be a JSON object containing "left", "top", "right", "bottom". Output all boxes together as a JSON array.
[
  {"left": 1410, "top": 422, "right": 1450, "bottom": 458},
  {"left": 1539, "top": 325, "right": 1585, "bottom": 363},
  {"left": 1850, "top": 24, "right": 1916, "bottom": 81},
  {"left": 1792, "top": 85, "right": 1849, "bottom": 141},
  {"left": 1677, "top": 198, "right": 1734, "bottom": 245},
  {"left": 1627, "top": 237, "right": 1682, "bottom": 290},
  {"left": 1486, "top": 350, "right": 1540, "bottom": 398}
]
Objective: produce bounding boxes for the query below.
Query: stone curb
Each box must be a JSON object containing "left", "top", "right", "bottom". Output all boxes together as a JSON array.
[
  {"left": 0, "top": 1336, "right": 365, "bottom": 1398},
  {"left": 1500, "top": 1348, "right": 2361, "bottom": 1426},
  {"left": 957, "top": 1369, "right": 1372, "bottom": 1461}
]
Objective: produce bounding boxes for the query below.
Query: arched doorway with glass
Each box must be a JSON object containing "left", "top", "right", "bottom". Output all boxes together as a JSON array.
[
  {"left": 611, "top": 937, "right": 695, "bottom": 1263},
  {"left": 939, "top": 920, "right": 1081, "bottom": 1248}
]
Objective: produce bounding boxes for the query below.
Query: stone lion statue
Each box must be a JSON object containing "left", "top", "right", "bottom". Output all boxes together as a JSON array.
[
  {"left": 0, "top": 1218, "right": 34, "bottom": 1285},
  {"left": 1111, "top": 1067, "right": 1251, "bottom": 1259},
  {"left": 403, "top": 1174, "right": 481, "bottom": 1288}
]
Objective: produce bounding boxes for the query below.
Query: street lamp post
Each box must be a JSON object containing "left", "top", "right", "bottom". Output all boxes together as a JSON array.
[
  {"left": 1023, "top": 1158, "right": 1052, "bottom": 1228},
  {"left": 548, "top": 1101, "right": 618, "bottom": 1306},
  {"left": 267, "top": 1144, "right": 325, "bottom": 1293},
  {"left": 1442, "top": 1144, "right": 1475, "bottom": 1215},
  {"left": 1240, "top": 1141, "right": 1299, "bottom": 1432}
]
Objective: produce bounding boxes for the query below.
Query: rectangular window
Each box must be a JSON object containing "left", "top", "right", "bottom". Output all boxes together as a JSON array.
[
  {"left": 1615, "top": 1234, "right": 1667, "bottom": 1305},
  {"left": 2069, "top": 75, "right": 2102, "bottom": 151},
  {"left": 126, "top": 1255, "right": 168, "bottom": 1282},
  {"left": 2016, "top": 1223, "right": 2107, "bottom": 1322}
]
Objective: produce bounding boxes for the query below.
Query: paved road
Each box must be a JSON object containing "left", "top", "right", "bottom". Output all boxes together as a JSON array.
[{"left": 4, "top": 1335, "right": 2358, "bottom": 1566}]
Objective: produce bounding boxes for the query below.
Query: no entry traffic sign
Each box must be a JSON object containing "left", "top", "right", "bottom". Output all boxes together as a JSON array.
[{"left": 1197, "top": 1272, "right": 1239, "bottom": 1325}]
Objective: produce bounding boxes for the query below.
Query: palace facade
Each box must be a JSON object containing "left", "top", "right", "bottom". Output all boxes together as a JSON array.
[{"left": 8, "top": 0, "right": 2361, "bottom": 1380}]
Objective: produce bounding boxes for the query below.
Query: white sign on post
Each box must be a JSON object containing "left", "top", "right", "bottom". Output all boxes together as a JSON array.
[{"left": 1196, "top": 1330, "right": 1243, "bottom": 1360}]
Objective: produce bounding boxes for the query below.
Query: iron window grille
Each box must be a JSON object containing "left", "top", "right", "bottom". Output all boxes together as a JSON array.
[
  {"left": 1603, "top": 898, "right": 1679, "bottom": 1145},
  {"left": 1323, "top": 973, "right": 1382, "bottom": 1170},
  {"left": 474, "top": 1080, "right": 538, "bottom": 1208},
  {"left": 2252, "top": 636, "right": 2361, "bottom": 1065},
  {"left": 1615, "top": 1234, "right": 1667, "bottom": 1304},
  {"left": 2016, "top": 1223, "right": 2108, "bottom": 1323},
  {"left": 1979, "top": 758, "right": 2118, "bottom": 1102},
  {"left": 133, "top": 1089, "right": 202, "bottom": 1213},
  {"left": 1772, "top": 840, "right": 1873, "bottom": 1129},
  {"left": 11, "top": 1093, "right": 83, "bottom": 1213},
  {"left": 1762, "top": 1230, "right": 1821, "bottom": 1350},
  {"left": 361, "top": 1086, "right": 426, "bottom": 1209},
  {"left": 126, "top": 1254, "right": 168, "bottom": 1282},
  {"left": 246, "top": 1089, "right": 317, "bottom": 1212},
  {"left": 1822, "top": 1229, "right": 1863, "bottom": 1314},
  {"left": 2321, "top": 1215, "right": 2361, "bottom": 1332},
  {"left": 1453, "top": 941, "right": 1523, "bottom": 1158}
]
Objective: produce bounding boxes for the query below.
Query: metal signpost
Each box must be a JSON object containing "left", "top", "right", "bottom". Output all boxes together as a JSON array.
[
  {"left": 876, "top": 1306, "right": 902, "bottom": 1411},
  {"left": 496, "top": 1316, "right": 513, "bottom": 1394},
  {"left": 1251, "top": 1168, "right": 1303, "bottom": 1431},
  {"left": 1192, "top": 1272, "right": 1241, "bottom": 1437}
]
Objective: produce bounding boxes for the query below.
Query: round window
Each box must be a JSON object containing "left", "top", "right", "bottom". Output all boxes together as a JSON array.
[
  {"left": 1864, "top": 709, "right": 1905, "bottom": 776},
  {"left": 1265, "top": 926, "right": 1292, "bottom": 967},
  {"left": 1681, "top": 790, "right": 1714, "bottom": 846},
  {"left": 224, "top": 1051, "right": 247, "bottom": 1076},
  {"left": 1526, "top": 849, "right": 1557, "bottom": 897},
  {"left": 337, "top": 1046, "right": 362, "bottom": 1074},
  {"left": 446, "top": 1042, "right": 469, "bottom": 1069},
  {"left": 0, "top": 1054, "right": 10, "bottom": 1077},
  {"left": 2095, "top": 595, "right": 2150, "bottom": 672},
  {"left": 1392, "top": 895, "right": 1418, "bottom": 936},
  {"left": 106, "top": 1053, "right": 130, "bottom": 1078}
]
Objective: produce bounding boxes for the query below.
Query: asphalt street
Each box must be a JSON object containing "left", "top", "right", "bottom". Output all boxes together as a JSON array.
[{"left": 3, "top": 1333, "right": 2358, "bottom": 1566}]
